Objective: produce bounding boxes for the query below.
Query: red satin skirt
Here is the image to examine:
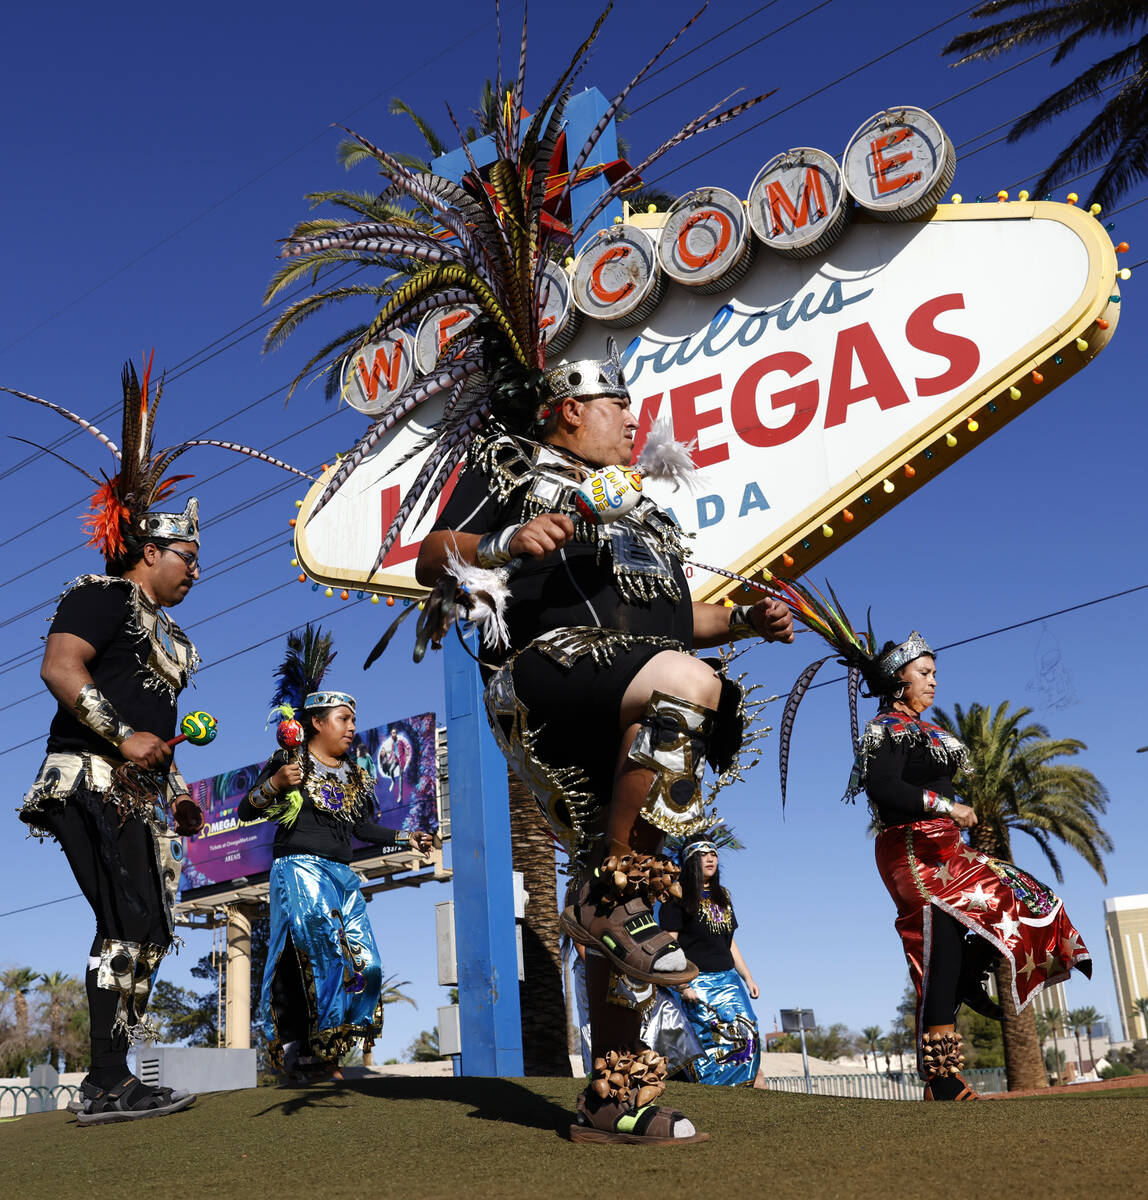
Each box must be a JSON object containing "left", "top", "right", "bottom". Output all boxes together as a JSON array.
[{"left": 875, "top": 818, "right": 1091, "bottom": 1074}]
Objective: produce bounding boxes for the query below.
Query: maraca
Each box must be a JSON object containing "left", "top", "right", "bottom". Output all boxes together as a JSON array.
[
  {"left": 276, "top": 715, "right": 305, "bottom": 750},
  {"left": 169, "top": 710, "right": 218, "bottom": 747},
  {"left": 573, "top": 465, "right": 645, "bottom": 525}
]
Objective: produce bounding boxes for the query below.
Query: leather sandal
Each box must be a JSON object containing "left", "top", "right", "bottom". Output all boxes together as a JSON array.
[
  {"left": 75, "top": 1075, "right": 197, "bottom": 1126},
  {"left": 570, "top": 1052, "right": 708, "bottom": 1145},
  {"left": 559, "top": 855, "right": 697, "bottom": 987}
]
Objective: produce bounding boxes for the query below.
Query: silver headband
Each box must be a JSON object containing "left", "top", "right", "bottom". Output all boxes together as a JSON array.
[
  {"left": 875, "top": 632, "right": 934, "bottom": 683},
  {"left": 303, "top": 690, "right": 356, "bottom": 712},
  {"left": 140, "top": 496, "right": 199, "bottom": 545},
  {"left": 541, "top": 337, "right": 629, "bottom": 409},
  {"left": 683, "top": 840, "right": 718, "bottom": 861}
]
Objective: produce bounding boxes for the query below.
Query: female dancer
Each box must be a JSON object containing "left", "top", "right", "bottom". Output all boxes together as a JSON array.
[
  {"left": 779, "top": 598, "right": 1092, "bottom": 1101},
  {"left": 659, "top": 837, "right": 764, "bottom": 1087},
  {"left": 240, "top": 627, "right": 431, "bottom": 1079}
]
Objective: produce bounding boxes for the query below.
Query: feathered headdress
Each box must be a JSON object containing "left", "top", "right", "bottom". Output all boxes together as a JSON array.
[
  {"left": 775, "top": 581, "right": 939, "bottom": 808},
  {"left": 282, "top": 2, "right": 776, "bottom": 578},
  {"left": 269, "top": 624, "right": 339, "bottom": 720},
  {"left": 2, "top": 351, "right": 312, "bottom": 569}
]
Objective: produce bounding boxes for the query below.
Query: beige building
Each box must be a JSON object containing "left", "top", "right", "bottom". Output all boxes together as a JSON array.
[{"left": 1104, "top": 894, "right": 1148, "bottom": 1041}]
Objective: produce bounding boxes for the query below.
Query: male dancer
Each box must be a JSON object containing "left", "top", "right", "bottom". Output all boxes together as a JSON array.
[
  {"left": 418, "top": 344, "right": 793, "bottom": 1143},
  {"left": 24, "top": 498, "right": 203, "bottom": 1124},
  {"left": 11, "top": 355, "right": 309, "bottom": 1125}
]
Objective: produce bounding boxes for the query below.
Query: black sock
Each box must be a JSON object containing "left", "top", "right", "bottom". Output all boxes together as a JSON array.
[{"left": 86, "top": 967, "right": 129, "bottom": 1088}]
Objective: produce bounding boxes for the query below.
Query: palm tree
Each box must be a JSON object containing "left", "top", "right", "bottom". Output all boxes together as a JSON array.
[
  {"left": 934, "top": 701, "right": 1111, "bottom": 1092},
  {"left": 262, "top": 185, "right": 431, "bottom": 400},
  {"left": 1072, "top": 1004, "right": 1103, "bottom": 1069},
  {"left": 1066, "top": 1005, "right": 1092, "bottom": 1073},
  {"left": 1130, "top": 996, "right": 1148, "bottom": 1037},
  {"left": 943, "top": 2, "right": 1148, "bottom": 209},
  {"left": 363, "top": 973, "right": 418, "bottom": 1066},
  {"left": 1, "top": 967, "right": 39, "bottom": 1046},
  {"left": 861, "top": 1025, "right": 882, "bottom": 1071},
  {"left": 508, "top": 773, "right": 570, "bottom": 1076},
  {"left": 37, "top": 971, "right": 83, "bottom": 1072}
]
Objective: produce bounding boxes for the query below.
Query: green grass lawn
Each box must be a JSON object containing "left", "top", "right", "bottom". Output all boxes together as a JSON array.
[{"left": 4, "top": 1076, "right": 1144, "bottom": 1199}]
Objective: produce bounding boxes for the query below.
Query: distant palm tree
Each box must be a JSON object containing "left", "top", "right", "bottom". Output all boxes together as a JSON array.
[
  {"left": 362, "top": 973, "right": 417, "bottom": 1067},
  {"left": 1066, "top": 1005, "right": 1091, "bottom": 1072},
  {"left": 37, "top": 971, "right": 83, "bottom": 1071},
  {"left": 934, "top": 701, "right": 1111, "bottom": 1092},
  {"left": 942, "top": 2, "right": 1148, "bottom": 209},
  {"left": 1131, "top": 995, "right": 1148, "bottom": 1036},
  {"left": 1, "top": 967, "right": 39, "bottom": 1045},
  {"left": 861, "top": 1025, "right": 882, "bottom": 1070},
  {"left": 1071, "top": 1004, "right": 1103, "bottom": 1069}
]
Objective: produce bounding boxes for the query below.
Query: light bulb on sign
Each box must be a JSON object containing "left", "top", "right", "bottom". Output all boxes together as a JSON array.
[
  {"left": 945, "top": 434, "right": 958, "bottom": 448},
  {"left": 1009, "top": 386, "right": 1021, "bottom": 400}
]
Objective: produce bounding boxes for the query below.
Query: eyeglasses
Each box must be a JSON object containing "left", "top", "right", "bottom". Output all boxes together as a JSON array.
[{"left": 162, "top": 546, "right": 202, "bottom": 573}]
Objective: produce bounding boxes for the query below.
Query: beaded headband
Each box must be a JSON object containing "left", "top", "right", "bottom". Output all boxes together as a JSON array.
[{"left": 683, "top": 840, "right": 719, "bottom": 861}]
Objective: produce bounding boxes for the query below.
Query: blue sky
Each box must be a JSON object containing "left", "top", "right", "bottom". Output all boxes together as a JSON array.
[{"left": 1, "top": 1, "right": 1144, "bottom": 1061}]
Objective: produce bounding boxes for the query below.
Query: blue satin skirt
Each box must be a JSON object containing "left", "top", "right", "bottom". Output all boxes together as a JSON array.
[
  {"left": 261, "top": 854, "right": 383, "bottom": 1063},
  {"left": 679, "top": 969, "right": 761, "bottom": 1086}
]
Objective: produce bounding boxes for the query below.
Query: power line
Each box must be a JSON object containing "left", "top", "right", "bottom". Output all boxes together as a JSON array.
[
  {"left": 0, "top": 894, "right": 84, "bottom": 920},
  {"left": 0, "top": 22, "right": 492, "bottom": 358},
  {"left": 630, "top": 0, "right": 835, "bottom": 116},
  {"left": 646, "top": 2, "right": 983, "bottom": 187},
  {"left": 0, "top": 594, "right": 376, "bottom": 759},
  {"left": 806, "top": 581, "right": 1148, "bottom": 694}
]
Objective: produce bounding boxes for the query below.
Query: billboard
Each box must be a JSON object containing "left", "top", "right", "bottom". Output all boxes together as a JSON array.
[
  {"left": 179, "top": 711, "right": 439, "bottom": 897},
  {"left": 291, "top": 108, "right": 1122, "bottom": 601}
]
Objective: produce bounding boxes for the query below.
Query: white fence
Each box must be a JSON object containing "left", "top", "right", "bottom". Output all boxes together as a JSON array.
[{"left": 759, "top": 1068, "right": 1008, "bottom": 1100}]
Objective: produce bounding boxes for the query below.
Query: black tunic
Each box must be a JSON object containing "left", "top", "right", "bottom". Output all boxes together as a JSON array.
[
  {"left": 659, "top": 896, "right": 738, "bottom": 974},
  {"left": 46, "top": 579, "right": 179, "bottom": 754},
  {"left": 238, "top": 749, "right": 404, "bottom": 865}
]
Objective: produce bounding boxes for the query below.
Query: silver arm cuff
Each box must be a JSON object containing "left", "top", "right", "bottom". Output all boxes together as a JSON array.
[
  {"left": 165, "top": 767, "right": 189, "bottom": 802},
  {"left": 923, "top": 790, "right": 955, "bottom": 816},
  {"left": 74, "top": 683, "right": 135, "bottom": 748},
  {"left": 475, "top": 524, "right": 523, "bottom": 568}
]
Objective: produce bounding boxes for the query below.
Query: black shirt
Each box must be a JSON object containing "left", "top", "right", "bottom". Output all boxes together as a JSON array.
[
  {"left": 659, "top": 896, "right": 738, "bottom": 974},
  {"left": 433, "top": 439, "right": 693, "bottom": 661},
  {"left": 46, "top": 578, "right": 178, "bottom": 755},
  {"left": 864, "top": 736, "right": 958, "bottom": 827},
  {"left": 238, "top": 749, "right": 404, "bottom": 865}
]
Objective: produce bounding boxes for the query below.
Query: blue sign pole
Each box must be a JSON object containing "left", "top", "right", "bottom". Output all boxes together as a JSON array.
[{"left": 442, "top": 627, "right": 523, "bottom": 1076}]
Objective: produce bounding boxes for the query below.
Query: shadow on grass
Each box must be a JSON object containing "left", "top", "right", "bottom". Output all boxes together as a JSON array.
[{"left": 252, "top": 1075, "right": 573, "bottom": 1134}]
